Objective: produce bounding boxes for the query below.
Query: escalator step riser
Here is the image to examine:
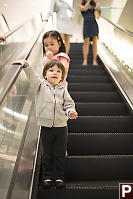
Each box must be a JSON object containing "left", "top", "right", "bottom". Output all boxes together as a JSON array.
[
  {"left": 69, "top": 69, "right": 107, "bottom": 75},
  {"left": 68, "top": 134, "right": 133, "bottom": 155},
  {"left": 68, "top": 83, "right": 115, "bottom": 92},
  {"left": 70, "top": 58, "right": 102, "bottom": 64},
  {"left": 70, "top": 64, "right": 104, "bottom": 69},
  {"left": 68, "top": 116, "right": 133, "bottom": 133},
  {"left": 65, "top": 157, "right": 133, "bottom": 181},
  {"left": 38, "top": 186, "right": 118, "bottom": 199},
  {"left": 69, "top": 54, "right": 93, "bottom": 58},
  {"left": 70, "top": 92, "right": 122, "bottom": 102},
  {"left": 75, "top": 103, "right": 130, "bottom": 115},
  {"left": 67, "top": 76, "right": 110, "bottom": 83}
]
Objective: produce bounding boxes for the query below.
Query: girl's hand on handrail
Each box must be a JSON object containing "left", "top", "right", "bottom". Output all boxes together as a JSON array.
[
  {"left": 42, "top": 19, "right": 48, "bottom": 22},
  {"left": 12, "top": 60, "right": 30, "bottom": 68},
  {"left": 0, "top": 36, "right": 6, "bottom": 42}
]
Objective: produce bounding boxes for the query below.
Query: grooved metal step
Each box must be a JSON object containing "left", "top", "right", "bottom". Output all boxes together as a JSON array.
[
  {"left": 68, "top": 133, "right": 133, "bottom": 155},
  {"left": 70, "top": 92, "right": 122, "bottom": 102},
  {"left": 68, "top": 116, "right": 133, "bottom": 133},
  {"left": 69, "top": 64, "right": 104, "bottom": 69},
  {"left": 75, "top": 102, "right": 130, "bottom": 115},
  {"left": 65, "top": 155, "right": 133, "bottom": 181},
  {"left": 38, "top": 181, "right": 118, "bottom": 199},
  {"left": 69, "top": 69, "right": 106, "bottom": 75},
  {"left": 68, "top": 83, "right": 115, "bottom": 92},
  {"left": 67, "top": 75, "right": 110, "bottom": 82}
]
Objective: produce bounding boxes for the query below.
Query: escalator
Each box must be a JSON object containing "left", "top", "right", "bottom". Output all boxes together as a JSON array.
[
  {"left": 37, "top": 43, "right": 133, "bottom": 199},
  {"left": 1, "top": 15, "right": 133, "bottom": 199}
]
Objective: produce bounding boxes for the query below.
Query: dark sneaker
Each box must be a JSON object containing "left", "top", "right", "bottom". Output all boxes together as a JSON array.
[
  {"left": 43, "top": 179, "right": 52, "bottom": 189},
  {"left": 55, "top": 179, "right": 66, "bottom": 189}
]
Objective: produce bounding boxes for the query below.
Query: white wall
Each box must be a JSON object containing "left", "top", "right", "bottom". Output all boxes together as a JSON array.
[{"left": 0, "top": 0, "right": 51, "bottom": 29}]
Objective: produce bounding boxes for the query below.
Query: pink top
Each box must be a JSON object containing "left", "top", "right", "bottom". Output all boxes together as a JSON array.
[
  {"left": 43, "top": 52, "right": 70, "bottom": 65},
  {"left": 43, "top": 52, "right": 70, "bottom": 88}
]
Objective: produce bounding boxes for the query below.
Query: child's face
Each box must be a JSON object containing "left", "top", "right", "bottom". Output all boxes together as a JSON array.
[
  {"left": 43, "top": 37, "right": 61, "bottom": 55},
  {"left": 45, "top": 65, "right": 62, "bottom": 86}
]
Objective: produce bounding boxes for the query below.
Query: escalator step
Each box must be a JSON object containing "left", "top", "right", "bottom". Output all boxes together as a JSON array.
[
  {"left": 68, "top": 69, "right": 107, "bottom": 75},
  {"left": 70, "top": 92, "right": 122, "bottom": 102},
  {"left": 68, "top": 133, "right": 133, "bottom": 155},
  {"left": 69, "top": 64, "right": 104, "bottom": 69},
  {"left": 65, "top": 155, "right": 133, "bottom": 181},
  {"left": 68, "top": 116, "right": 133, "bottom": 133},
  {"left": 67, "top": 75, "right": 110, "bottom": 82},
  {"left": 38, "top": 181, "right": 118, "bottom": 199},
  {"left": 75, "top": 102, "right": 130, "bottom": 115},
  {"left": 68, "top": 83, "right": 115, "bottom": 92}
]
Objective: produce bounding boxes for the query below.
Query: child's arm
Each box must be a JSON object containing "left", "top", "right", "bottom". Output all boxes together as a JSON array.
[
  {"left": 12, "top": 60, "right": 41, "bottom": 92},
  {"left": 63, "top": 89, "right": 78, "bottom": 119},
  {"left": 66, "top": 2, "right": 75, "bottom": 18},
  {"left": 43, "top": 0, "right": 55, "bottom": 21},
  {"left": 59, "top": 57, "right": 69, "bottom": 78}
]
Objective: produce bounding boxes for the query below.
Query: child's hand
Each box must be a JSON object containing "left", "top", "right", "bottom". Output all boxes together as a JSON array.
[
  {"left": 45, "top": 51, "right": 54, "bottom": 60},
  {"left": 0, "top": 36, "right": 6, "bottom": 42},
  {"left": 69, "top": 111, "right": 78, "bottom": 119},
  {"left": 43, "top": 19, "right": 48, "bottom": 22},
  {"left": 12, "top": 60, "right": 30, "bottom": 68}
]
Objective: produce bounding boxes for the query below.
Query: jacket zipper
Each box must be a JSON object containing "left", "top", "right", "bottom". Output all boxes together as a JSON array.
[{"left": 52, "top": 88, "right": 56, "bottom": 127}]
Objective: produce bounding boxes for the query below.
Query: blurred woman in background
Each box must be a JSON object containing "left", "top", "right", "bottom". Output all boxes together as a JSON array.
[
  {"left": 44, "top": 0, "right": 75, "bottom": 54},
  {"left": 79, "top": 0, "right": 101, "bottom": 66}
]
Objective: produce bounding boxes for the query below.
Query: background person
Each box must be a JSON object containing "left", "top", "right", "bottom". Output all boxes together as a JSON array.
[
  {"left": 79, "top": 0, "right": 101, "bottom": 66},
  {"left": 44, "top": 0, "right": 75, "bottom": 54}
]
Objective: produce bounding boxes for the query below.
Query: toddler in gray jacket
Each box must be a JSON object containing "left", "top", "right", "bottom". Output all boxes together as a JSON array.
[{"left": 12, "top": 59, "right": 78, "bottom": 189}]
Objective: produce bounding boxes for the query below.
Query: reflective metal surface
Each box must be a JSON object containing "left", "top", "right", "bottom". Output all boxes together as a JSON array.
[
  {"left": 9, "top": 38, "right": 44, "bottom": 199},
  {"left": 0, "top": 77, "right": 32, "bottom": 198},
  {"left": 0, "top": 14, "right": 42, "bottom": 81},
  {"left": 98, "top": 17, "right": 133, "bottom": 84},
  {"left": 100, "top": 0, "right": 133, "bottom": 32},
  {"left": 0, "top": 15, "right": 43, "bottom": 199}
]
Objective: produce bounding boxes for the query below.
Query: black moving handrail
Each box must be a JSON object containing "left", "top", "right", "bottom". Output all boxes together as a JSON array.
[{"left": 0, "top": 20, "right": 46, "bottom": 108}]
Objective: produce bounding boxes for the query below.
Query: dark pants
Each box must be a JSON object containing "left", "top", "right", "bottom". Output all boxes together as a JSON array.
[{"left": 41, "top": 126, "right": 68, "bottom": 180}]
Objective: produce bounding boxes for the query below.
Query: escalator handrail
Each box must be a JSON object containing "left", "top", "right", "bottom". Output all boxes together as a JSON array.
[
  {"left": 0, "top": 13, "right": 43, "bottom": 43},
  {"left": 101, "top": 16, "right": 133, "bottom": 38},
  {"left": 0, "top": 13, "right": 10, "bottom": 31},
  {"left": 0, "top": 21, "right": 46, "bottom": 108}
]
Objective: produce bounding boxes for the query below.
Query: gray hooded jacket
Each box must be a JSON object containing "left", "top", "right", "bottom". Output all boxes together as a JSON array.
[{"left": 24, "top": 67, "right": 76, "bottom": 127}]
